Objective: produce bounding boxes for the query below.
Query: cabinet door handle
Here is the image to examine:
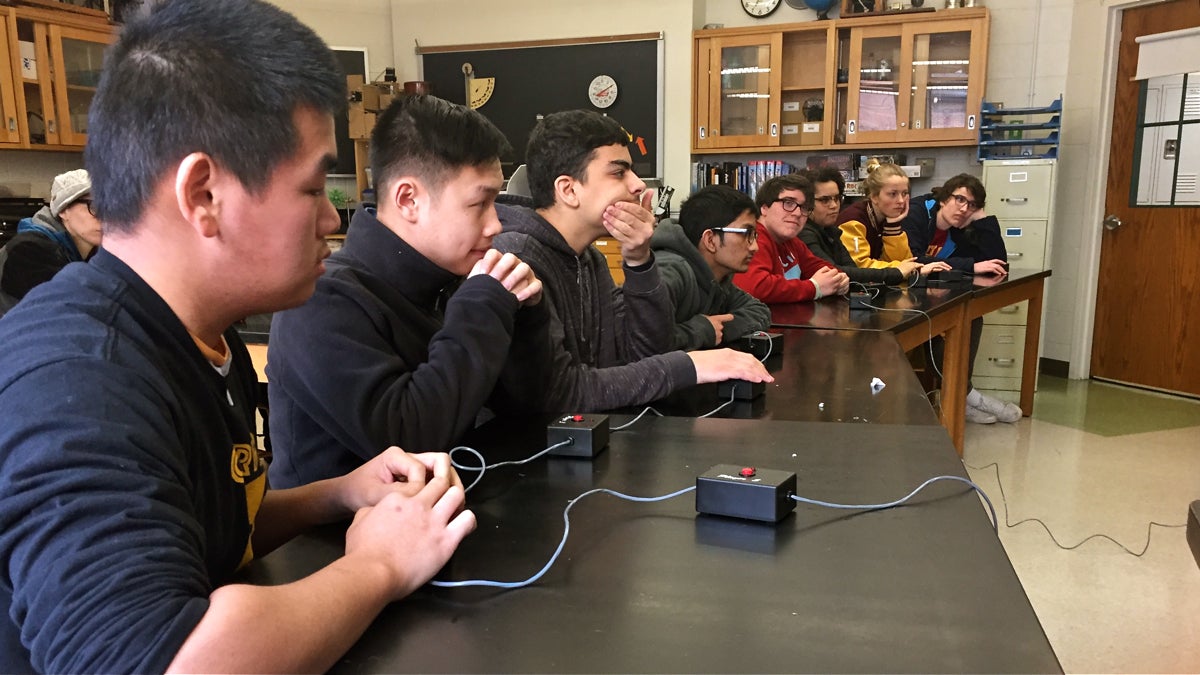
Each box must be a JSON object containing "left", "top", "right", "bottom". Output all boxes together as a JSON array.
[
  {"left": 1009, "top": 251, "right": 1024, "bottom": 258},
  {"left": 7, "top": 117, "right": 14, "bottom": 132},
  {"left": 848, "top": 119, "right": 856, "bottom": 135},
  {"left": 47, "top": 119, "right": 56, "bottom": 134},
  {"left": 699, "top": 126, "right": 706, "bottom": 139},
  {"left": 999, "top": 305, "right": 1020, "bottom": 313},
  {"left": 1002, "top": 197, "right": 1028, "bottom": 204},
  {"left": 989, "top": 358, "right": 1016, "bottom": 367},
  {"left": 770, "top": 123, "right": 778, "bottom": 137},
  {"left": 968, "top": 114, "right": 976, "bottom": 130}
]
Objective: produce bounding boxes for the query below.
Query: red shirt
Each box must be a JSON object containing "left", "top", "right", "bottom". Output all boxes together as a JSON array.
[{"left": 733, "top": 222, "right": 834, "bottom": 303}]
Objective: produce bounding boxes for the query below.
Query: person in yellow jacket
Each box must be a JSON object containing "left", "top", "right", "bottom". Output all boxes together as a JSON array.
[{"left": 835, "top": 162, "right": 948, "bottom": 278}]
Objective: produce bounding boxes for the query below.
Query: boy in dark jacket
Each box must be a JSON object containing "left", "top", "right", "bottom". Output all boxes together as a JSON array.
[
  {"left": 268, "top": 95, "right": 552, "bottom": 488},
  {"left": 651, "top": 185, "right": 770, "bottom": 351},
  {"left": 901, "top": 173, "right": 1009, "bottom": 277},
  {"left": 0, "top": 2, "right": 474, "bottom": 672},
  {"left": 902, "top": 173, "right": 1020, "bottom": 424},
  {"left": 493, "top": 110, "right": 771, "bottom": 412}
]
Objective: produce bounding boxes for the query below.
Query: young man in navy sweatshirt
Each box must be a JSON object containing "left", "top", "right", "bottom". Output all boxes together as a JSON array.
[
  {"left": 0, "top": 2, "right": 474, "bottom": 672},
  {"left": 267, "top": 95, "right": 551, "bottom": 488}
]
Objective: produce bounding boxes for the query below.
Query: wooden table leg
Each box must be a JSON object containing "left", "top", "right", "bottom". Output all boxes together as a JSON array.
[
  {"left": 1019, "top": 282, "right": 1044, "bottom": 415},
  {"left": 940, "top": 311, "right": 970, "bottom": 455}
]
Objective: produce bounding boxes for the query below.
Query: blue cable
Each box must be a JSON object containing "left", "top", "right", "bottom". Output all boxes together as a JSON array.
[
  {"left": 429, "top": 485, "right": 697, "bottom": 589},
  {"left": 449, "top": 439, "right": 573, "bottom": 493},
  {"left": 791, "top": 474, "right": 998, "bottom": 531}
]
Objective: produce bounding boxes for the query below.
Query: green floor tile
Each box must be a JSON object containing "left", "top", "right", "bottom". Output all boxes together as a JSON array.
[{"left": 1032, "top": 375, "right": 1200, "bottom": 436}]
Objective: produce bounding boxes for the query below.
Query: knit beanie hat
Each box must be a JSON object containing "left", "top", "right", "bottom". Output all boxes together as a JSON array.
[{"left": 50, "top": 169, "right": 91, "bottom": 217}]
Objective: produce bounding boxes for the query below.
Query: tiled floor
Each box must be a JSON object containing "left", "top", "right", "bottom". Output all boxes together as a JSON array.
[{"left": 964, "top": 376, "right": 1200, "bottom": 674}]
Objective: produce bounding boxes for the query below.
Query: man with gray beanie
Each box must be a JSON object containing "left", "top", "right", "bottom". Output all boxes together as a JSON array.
[{"left": 0, "top": 168, "right": 103, "bottom": 315}]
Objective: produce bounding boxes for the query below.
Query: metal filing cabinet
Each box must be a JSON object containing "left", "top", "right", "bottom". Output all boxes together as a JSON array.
[{"left": 973, "top": 158, "right": 1056, "bottom": 402}]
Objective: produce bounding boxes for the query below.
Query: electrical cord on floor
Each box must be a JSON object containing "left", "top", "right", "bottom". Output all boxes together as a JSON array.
[{"left": 965, "top": 461, "right": 1187, "bottom": 556}]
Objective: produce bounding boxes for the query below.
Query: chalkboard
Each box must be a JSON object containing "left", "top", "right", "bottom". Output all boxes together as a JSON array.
[
  {"left": 420, "top": 36, "right": 663, "bottom": 180},
  {"left": 332, "top": 48, "right": 368, "bottom": 177}
]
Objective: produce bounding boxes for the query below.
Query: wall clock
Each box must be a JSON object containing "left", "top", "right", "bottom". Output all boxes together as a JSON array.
[
  {"left": 588, "top": 74, "right": 619, "bottom": 109},
  {"left": 741, "top": 0, "right": 782, "bottom": 17}
]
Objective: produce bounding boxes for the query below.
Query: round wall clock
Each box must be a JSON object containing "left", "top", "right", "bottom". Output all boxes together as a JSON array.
[
  {"left": 741, "top": 0, "right": 782, "bottom": 17},
  {"left": 588, "top": 74, "right": 619, "bottom": 109}
]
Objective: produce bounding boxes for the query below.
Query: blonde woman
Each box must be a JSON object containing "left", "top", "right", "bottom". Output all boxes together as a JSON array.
[{"left": 836, "top": 163, "right": 948, "bottom": 278}]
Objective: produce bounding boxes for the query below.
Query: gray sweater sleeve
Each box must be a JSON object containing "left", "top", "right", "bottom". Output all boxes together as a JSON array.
[
  {"left": 541, "top": 289, "right": 697, "bottom": 412},
  {"left": 612, "top": 254, "right": 676, "bottom": 360}
]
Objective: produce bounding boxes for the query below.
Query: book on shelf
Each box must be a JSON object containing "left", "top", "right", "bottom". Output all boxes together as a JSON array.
[{"left": 690, "top": 160, "right": 798, "bottom": 200}]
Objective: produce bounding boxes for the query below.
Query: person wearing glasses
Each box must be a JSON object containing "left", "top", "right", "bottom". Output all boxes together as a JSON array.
[
  {"left": 836, "top": 162, "right": 950, "bottom": 277},
  {"left": 798, "top": 168, "right": 917, "bottom": 285},
  {"left": 0, "top": 169, "right": 102, "bottom": 316},
  {"left": 900, "top": 173, "right": 1009, "bottom": 276},
  {"left": 901, "top": 173, "right": 1020, "bottom": 424},
  {"left": 734, "top": 174, "right": 849, "bottom": 303},
  {"left": 649, "top": 185, "right": 770, "bottom": 351}
]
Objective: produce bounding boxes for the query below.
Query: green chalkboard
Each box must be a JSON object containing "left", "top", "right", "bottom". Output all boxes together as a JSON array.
[{"left": 421, "top": 37, "right": 662, "bottom": 180}]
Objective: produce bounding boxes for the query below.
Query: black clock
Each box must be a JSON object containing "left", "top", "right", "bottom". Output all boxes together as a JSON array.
[{"left": 741, "top": 0, "right": 782, "bottom": 17}]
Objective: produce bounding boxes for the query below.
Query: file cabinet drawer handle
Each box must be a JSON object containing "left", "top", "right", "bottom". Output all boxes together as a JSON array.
[
  {"left": 1002, "top": 197, "right": 1029, "bottom": 204},
  {"left": 989, "top": 358, "right": 1017, "bottom": 367}
]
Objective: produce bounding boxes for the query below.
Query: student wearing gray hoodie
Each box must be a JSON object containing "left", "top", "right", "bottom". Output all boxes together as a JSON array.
[
  {"left": 650, "top": 185, "right": 770, "bottom": 351},
  {"left": 493, "top": 110, "right": 771, "bottom": 412}
]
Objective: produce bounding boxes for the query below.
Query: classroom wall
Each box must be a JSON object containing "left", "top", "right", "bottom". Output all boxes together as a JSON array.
[
  {"left": 268, "top": 0, "right": 395, "bottom": 82},
  {"left": 385, "top": 0, "right": 703, "bottom": 199},
  {"left": 0, "top": 151, "right": 82, "bottom": 199}
]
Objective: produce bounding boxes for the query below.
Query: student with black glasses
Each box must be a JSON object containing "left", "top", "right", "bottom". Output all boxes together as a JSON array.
[
  {"left": 733, "top": 173, "right": 849, "bottom": 303},
  {"left": 0, "top": 169, "right": 102, "bottom": 315},
  {"left": 650, "top": 184, "right": 770, "bottom": 350},
  {"left": 798, "top": 167, "right": 918, "bottom": 285}
]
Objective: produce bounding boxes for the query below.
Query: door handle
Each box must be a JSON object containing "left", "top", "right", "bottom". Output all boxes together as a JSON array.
[
  {"left": 1002, "top": 197, "right": 1028, "bottom": 204},
  {"left": 1103, "top": 214, "right": 1123, "bottom": 231},
  {"left": 699, "top": 126, "right": 706, "bottom": 139},
  {"left": 1009, "top": 251, "right": 1024, "bottom": 258},
  {"left": 770, "top": 123, "right": 778, "bottom": 137},
  {"left": 7, "top": 117, "right": 14, "bottom": 132}
]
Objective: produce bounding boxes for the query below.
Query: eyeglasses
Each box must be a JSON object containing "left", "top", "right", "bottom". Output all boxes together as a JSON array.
[
  {"left": 713, "top": 226, "right": 758, "bottom": 243},
  {"left": 772, "top": 198, "right": 813, "bottom": 216},
  {"left": 813, "top": 194, "right": 844, "bottom": 206},
  {"left": 76, "top": 199, "right": 96, "bottom": 217},
  {"left": 948, "top": 193, "right": 979, "bottom": 211}
]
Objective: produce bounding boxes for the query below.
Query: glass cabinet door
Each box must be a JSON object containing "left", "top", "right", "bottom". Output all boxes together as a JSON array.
[
  {"left": 50, "top": 25, "right": 113, "bottom": 146},
  {"left": 904, "top": 22, "right": 982, "bottom": 141},
  {"left": 708, "top": 34, "right": 782, "bottom": 148},
  {"left": 0, "top": 12, "right": 21, "bottom": 146},
  {"left": 844, "top": 26, "right": 903, "bottom": 144}
]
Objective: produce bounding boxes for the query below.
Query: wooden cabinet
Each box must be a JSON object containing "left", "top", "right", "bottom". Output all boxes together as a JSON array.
[
  {"left": 837, "top": 14, "right": 988, "bottom": 145},
  {"left": 692, "top": 9, "right": 988, "bottom": 153},
  {"left": 2, "top": 5, "right": 114, "bottom": 150},
  {"left": 694, "top": 33, "right": 783, "bottom": 149}
]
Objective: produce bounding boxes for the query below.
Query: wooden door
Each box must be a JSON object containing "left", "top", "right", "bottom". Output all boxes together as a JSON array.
[
  {"left": 844, "top": 25, "right": 903, "bottom": 145},
  {"left": 706, "top": 33, "right": 782, "bottom": 148},
  {"left": 0, "top": 10, "right": 22, "bottom": 146},
  {"left": 1091, "top": 0, "right": 1200, "bottom": 396},
  {"left": 48, "top": 24, "right": 113, "bottom": 146}
]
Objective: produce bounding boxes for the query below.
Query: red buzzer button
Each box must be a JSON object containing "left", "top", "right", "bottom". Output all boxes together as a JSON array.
[
  {"left": 572, "top": 415, "right": 584, "bottom": 422},
  {"left": 740, "top": 467, "right": 756, "bottom": 477}
]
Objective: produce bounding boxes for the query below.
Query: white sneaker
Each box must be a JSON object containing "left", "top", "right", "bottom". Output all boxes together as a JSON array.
[
  {"left": 967, "top": 388, "right": 1022, "bottom": 423},
  {"left": 964, "top": 404, "right": 998, "bottom": 424}
]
